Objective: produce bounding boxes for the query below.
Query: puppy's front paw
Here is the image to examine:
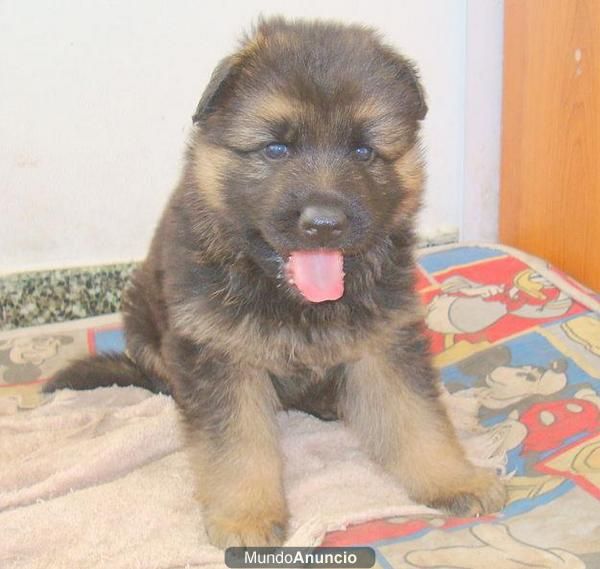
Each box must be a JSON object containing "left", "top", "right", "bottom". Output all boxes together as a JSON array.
[
  {"left": 205, "top": 510, "right": 287, "bottom": 548},
  {"left": 426, "top": 467, "right": 507, "bottom": 517}
]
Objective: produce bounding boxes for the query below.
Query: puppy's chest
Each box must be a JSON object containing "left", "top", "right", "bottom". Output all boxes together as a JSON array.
[
  {"left": 249, "top": 314, "right": 372, "bottom": 370},
  {"left": 173, "top": 299, "right": 382, "bottom": 368},
  {"left": 207, "top": 313, "right": 355, "bottom": 358}
]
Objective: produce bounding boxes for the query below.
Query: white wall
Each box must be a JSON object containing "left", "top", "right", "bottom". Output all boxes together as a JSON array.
[
  {"left": 463, "top": 0, "right": 504, "bottom": 242},
  {"left": 0, "top": 0, "right": 501, "bottom": 273}
]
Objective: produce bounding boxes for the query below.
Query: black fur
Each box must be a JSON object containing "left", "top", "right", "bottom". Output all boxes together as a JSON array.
[{"left": 43, "top": 353, "right": 170, "bottom": 395}]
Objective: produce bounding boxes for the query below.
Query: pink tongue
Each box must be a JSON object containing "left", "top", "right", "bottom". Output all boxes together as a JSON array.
[{"left": 288, "top": 250, "right": 344, "bottom": 303}]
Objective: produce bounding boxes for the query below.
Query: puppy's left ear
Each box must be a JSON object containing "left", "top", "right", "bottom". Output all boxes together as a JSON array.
[
  {"left": 192, "top": 56, "right": 238, "bottom": 124},
  {"left": 382, "top": 48, "right": 428, "bottom": 121},
  {"left": 397, "top": 59, "right": 428, "bottom": 121}
]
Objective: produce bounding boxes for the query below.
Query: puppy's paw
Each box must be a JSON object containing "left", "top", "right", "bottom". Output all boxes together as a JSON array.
[
  {"left": 205, "top": 510, "right": 287, "bottom": 548},
  {"left": 426, "top": 467, "right": 507, "bottom": 517}
]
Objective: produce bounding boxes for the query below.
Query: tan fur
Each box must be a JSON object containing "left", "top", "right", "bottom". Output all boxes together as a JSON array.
[
  {"left": 230, "top": 93, "right": 302, "bottom": 150},
  {"left": 343, "top": 354, "right": 506, "bottom": 515},
  {"left": 354, "top": 98, "right": 412, "bottom": 156},
  {"left": 135, "top": 344, "right": 170, "bottom": 381},
  {"left": 235, "top": 26, "right": 269, "bottom": 64},
  {"left": 171, "top": 299, "right": 420, "bottom": 373},
  {"left": 393, "top": 144, "right": 426, "bottom": 220},
  {"left": 192, "top": 140, "right": 230, "bottom": 210},
  {"left": 185, "top": 367, "right": 287, "bottom": 548},
  {"left": 252, "top": 92, "right": 299, "bottom": 124}
]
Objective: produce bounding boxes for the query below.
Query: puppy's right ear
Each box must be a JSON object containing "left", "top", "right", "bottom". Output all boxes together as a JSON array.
[{"left": 192, "top": 56, "right": 238, "bottom": 124}]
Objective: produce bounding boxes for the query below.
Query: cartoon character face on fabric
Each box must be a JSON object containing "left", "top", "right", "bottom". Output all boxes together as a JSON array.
[
  {"left": 0, "top": 335, "right": 74, "bottom": 383},
  {"left": 482, "top": 360, "right": 568, "bottom": 409},
  {"left": 8, "top": 336, "right": 70, "bottom": 366},
  {"left": 458, "top": 346, "right": 568, "bottom": 411}
]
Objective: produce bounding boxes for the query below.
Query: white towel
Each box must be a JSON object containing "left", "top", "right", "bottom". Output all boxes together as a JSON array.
[{"left": 0, "top": 387, "right": 505, "bottom": 569}]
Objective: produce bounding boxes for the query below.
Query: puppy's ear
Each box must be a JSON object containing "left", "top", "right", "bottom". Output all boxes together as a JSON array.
[
  {"left": 192, "top": 56, "right": 238, "bottom": 124},
  {"left": 381, "top": 48, "right": 428, "bottom": 121},
  {"left": 397, "top": 59, "right": 428, "bottom": 121}
]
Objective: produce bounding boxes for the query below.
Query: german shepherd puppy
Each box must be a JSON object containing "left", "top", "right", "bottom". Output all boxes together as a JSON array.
[{"left": 45, "top": 18, "right": 506, "bottom": 547}]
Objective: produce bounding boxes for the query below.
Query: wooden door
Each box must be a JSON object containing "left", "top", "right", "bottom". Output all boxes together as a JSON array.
[{"left": 500, "top": 0, "right": 600, "bottom": 291}]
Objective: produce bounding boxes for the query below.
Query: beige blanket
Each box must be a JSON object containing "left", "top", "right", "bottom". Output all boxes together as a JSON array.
[{"left": 0, "top": 386, "right": 505, "bottom": 569}]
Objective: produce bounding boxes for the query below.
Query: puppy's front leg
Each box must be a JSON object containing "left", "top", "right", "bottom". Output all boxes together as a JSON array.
[
  {"left": 165, "top": 336, "right": 287, "bottom": 548},
  {"left": 342, "top": 328, "right": 506, "bottom": 516}
]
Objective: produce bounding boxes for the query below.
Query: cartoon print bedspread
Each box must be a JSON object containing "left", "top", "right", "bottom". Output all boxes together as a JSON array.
[{"left": 1, "top": 243, "right": 599, "bottom": 568}]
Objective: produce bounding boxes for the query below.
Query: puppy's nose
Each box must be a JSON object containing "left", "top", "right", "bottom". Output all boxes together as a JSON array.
[{"left": 299, "top": 206, "right": 348, "bottom": 242}]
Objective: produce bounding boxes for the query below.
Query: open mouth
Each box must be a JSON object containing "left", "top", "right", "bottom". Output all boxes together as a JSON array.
[{"left": 285, "top": 249, "right": 345, "bottom": 303}]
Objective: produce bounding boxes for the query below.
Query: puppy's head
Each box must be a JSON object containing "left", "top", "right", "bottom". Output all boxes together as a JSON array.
[{"left": 190, "top": 18, "right": 427, "bottom": 303}]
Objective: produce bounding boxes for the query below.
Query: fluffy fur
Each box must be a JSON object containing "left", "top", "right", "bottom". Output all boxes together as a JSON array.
[{"left": 46, "top": 18, "right": 506, "bottom": 547}]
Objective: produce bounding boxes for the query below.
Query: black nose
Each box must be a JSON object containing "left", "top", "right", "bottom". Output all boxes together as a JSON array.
[{"left": 299, "top": 206, "right": 348, "bottom": 242}]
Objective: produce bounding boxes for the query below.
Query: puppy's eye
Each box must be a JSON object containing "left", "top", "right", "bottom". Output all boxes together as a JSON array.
[
  {"left": 352, "top": 146, "right": 374, "bottom": 162},
  {"left": 264, "top": 143, "right": 289, "bottom": 160}
]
